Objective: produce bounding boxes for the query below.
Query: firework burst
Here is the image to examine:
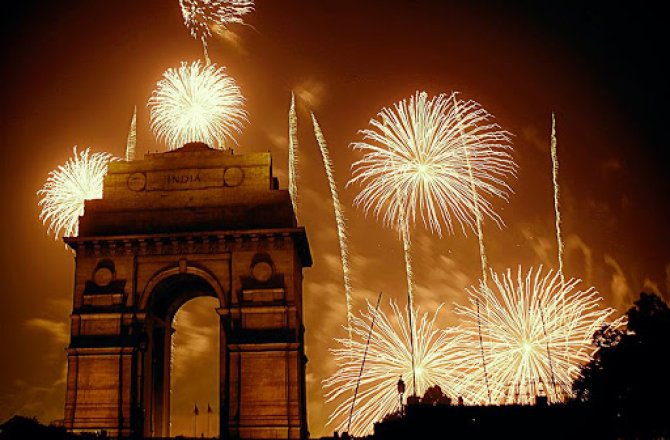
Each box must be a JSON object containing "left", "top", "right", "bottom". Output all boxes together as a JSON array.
[
  {"left": 349, "top": 91, "right": 516, "bottom": 316},
  {"left": 455, "top": 266, "right": 621, "bottom": 405},
  {"left": 38, "top": 147, "right": 119, "bottom": 239},
  {"left": 179, "top": 0, "right": 254, "bottom": 49},
  {"left": 148, "top": 61, "right": 247, "bottom": 151},
  {"left": 324, "top": 301, "right": 467, "bottom": 436},
  {"left": 349, "top": 91, "right": 516, "bottom": 238}
]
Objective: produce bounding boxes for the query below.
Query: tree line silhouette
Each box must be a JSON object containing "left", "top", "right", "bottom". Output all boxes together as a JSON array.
[{"left": 572, "top": 292, "right": 670, "bottom": 439}]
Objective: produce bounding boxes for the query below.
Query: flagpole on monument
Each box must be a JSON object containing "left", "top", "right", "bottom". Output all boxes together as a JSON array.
[
  {"left": 207, "top": 403, "right": 213, "bottom": 438},
  {"left": 193, "top": 403, "right": 199, "bottom": 438}
]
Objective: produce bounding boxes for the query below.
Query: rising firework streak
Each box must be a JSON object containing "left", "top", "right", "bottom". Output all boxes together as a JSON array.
[
  {"left": 125, "top": 105, "right": 137, "bottom": 161},
  {"left": 550, "top": 113, "right": 565, "bottom": 285},
  {"left": 312, "top": 113, "right": 353, "bottom": 335},
  {"left": 452, "top": 94, "right": 490, "bottom": 285},
  {"left": 288, "top": 92, "right": 300, "bottom": 222}
]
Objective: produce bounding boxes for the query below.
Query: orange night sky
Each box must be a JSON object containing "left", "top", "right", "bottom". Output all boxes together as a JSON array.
[{"left": 0, "top": 1, "right": 668, "bottom": 437}]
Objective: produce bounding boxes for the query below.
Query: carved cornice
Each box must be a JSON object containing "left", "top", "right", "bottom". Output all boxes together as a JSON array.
[{"left": 63, "top": 227, "right": 312, "bottom": 266}]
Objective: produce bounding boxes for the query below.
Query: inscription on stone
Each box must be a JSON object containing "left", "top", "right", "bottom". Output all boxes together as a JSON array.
[{"left": 145, "top": 168, "right": 225, "bottom": 191}]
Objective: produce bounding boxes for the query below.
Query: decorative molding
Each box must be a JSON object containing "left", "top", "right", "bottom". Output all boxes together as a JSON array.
[{"left": 63, "top": 228, "right": 311, "bottom": 266}]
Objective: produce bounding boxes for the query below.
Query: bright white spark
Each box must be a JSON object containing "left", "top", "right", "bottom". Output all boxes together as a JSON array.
[
  {"left": 349, "top": 91, "right": 516, "bottom": 238},
  {"left": 312, "top": 113, "right": 353, "bottom": 334},
  {"left": 455, "top": 266, "right": 622, "bottom": 405},
  {"left": 148, "top": 61, "right": 247, "bottom": 151},
  {"left": 38, "top": 147, "right": 119, "bottom": 239},
  {"left": 324, "top": 301, "right": 468, "bottom": 436}
]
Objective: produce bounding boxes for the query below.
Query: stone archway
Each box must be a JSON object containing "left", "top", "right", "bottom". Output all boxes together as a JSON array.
[{"left": 63, "top": 145, "right": 312, "bottom": 439}]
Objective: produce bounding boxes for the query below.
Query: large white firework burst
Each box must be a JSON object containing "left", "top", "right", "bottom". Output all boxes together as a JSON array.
[
  {"left": 349, "top": 91, "right": 516, "bottom": 237},
  {"left": 179, "top": 0, "right": 254, "bottom": 44},
  {"left": 324, "top": 301, "right": 468, "bottom": 436},
  {"left": 38, "top": 147, "right": 118, "bottom": 239},
  {"left": 455, "top": 266, "right": 621, "bottom": 405},
  {"left": 148, "top": 61, "right": 247, "bottom": 150}
]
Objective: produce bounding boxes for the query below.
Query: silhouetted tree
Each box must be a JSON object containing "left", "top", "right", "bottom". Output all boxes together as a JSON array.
[
  {"left": 0, "top": 416, "right": 105, "bottom": 440},
  {"left": 0, "top": 416, "right": 67, "bottom": 440},
  {"left": 421, "top": 385, "right": 451, "bottom": 406},
  {"left": 573, "top": 292, "right": 670, "bottom": 438}
]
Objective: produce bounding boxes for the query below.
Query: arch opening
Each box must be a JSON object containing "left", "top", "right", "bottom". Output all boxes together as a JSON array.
[
  {"left": 170, "top": 296, "right": 220, "bottom": 438},
  {"left": 141, "top": 273, "right": 224, "bottom": 438}
]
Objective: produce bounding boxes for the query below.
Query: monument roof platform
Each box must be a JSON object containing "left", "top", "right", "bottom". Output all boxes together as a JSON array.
[{"left": 78, "top": 143, "right": 301, "bottom": 238}]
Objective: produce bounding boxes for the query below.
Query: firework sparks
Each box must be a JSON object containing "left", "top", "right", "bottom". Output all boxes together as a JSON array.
[
  {"left": 455, "top": 266, "right": 620, "bottom": 405},
  {"left": 324, "top": 301, "right": 467, "bottom": 436},
  {"left": 148, "top": 61, "right": 247, "bottom": 151},
  {"left": 451, "top": 94, "right": 490, "bottom": 285},
  {"left": 550, "top": 113, "right": 565, "bottom": 285},
  {"left": 179, "top": 0, "right": 254, "bottom": 62},
  {"left": 349, "top": 91, "right": 516, "bottom": 303},
  {"left": 312, "top": 113, "right": 353, "bottom": 334},
  {"left": 288, "top": 92, "right": 299, "bottom": 222},
  {"left": 349, "top": 91, "right": 515, "bottom": 238},
  {"left": 38, "top": 147, "right": 119, "bottom": 239},
  {"left": 125, "top": 105, "right": 137, "bottom": 161}
]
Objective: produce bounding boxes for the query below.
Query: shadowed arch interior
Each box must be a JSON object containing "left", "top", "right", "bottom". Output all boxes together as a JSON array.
[{"left": 147, "top": 273, "right": 220, "bottom": 323}]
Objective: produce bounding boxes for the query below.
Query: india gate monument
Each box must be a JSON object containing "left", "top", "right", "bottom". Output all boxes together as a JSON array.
[{"left": 62, "top": 143, "right": 311, "bottom": 439}]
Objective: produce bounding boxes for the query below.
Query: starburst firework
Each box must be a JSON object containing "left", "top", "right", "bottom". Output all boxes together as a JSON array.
[
  {"left": 349, "top": 91, "right": 516, "bottom": 237},
  {"left": 38, "top": 147, "right": 119, "bottom": 239},
  {"left": 148, "top": 61, "right": 247, "bottom": 151},
  {"left": 455, "top": 266, "right": 621, "bottom": 405},
  {"left": 179, "top": 0, "right": 254, "bottom": 43},
  {"left": 324, "top": 301, "right": 467, "bottom": 436},
  {"left": 349, "top": 91, "right": 516, "bottom": 313}
]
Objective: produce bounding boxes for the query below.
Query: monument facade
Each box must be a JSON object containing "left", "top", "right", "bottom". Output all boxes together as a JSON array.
[{"left": 63, "top": 143, "right": 311, "bottom": 439}]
